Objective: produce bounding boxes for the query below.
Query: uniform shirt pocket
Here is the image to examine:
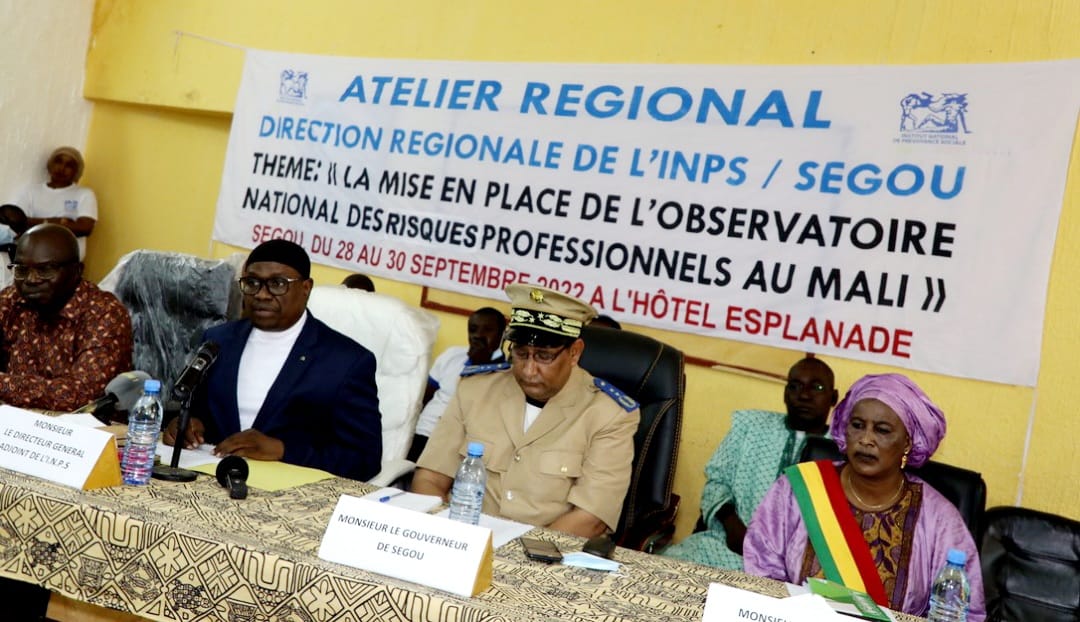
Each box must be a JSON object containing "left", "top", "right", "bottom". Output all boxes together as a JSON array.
[{"left": 537, "top": 450, "right": 584, "bottom": 479}]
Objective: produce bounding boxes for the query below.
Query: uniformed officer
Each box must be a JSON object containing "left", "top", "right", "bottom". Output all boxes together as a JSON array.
[{"left": 412, "top": 283, "right": 640, "bottom": 538}]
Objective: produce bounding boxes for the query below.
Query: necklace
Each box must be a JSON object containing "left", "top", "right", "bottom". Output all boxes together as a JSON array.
[{"left": 843, "top": 466, "right": 905, "bottom": 512}]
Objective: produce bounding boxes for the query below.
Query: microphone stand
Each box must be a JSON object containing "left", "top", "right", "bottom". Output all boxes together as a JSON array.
[{"left": 151, "top": 391, "right": 199, "bottom": 482}]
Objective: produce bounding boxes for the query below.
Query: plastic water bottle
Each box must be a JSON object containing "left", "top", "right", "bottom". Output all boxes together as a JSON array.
[
  {"left": 927, "top": 548, "right": 971, "bottom": 622},
  {"left": 121, "top": 379, "right": 164, "bottom": 486},
  {"left": 448, "top": 442, "right": 486, "bottom": 525}
]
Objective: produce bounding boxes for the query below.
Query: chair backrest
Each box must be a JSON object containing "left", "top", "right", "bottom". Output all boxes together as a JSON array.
[
  {"left": 577, "top": 325, "right": 685, "bottom": 550},
  {"left": 306, "top": 286, "right": 439, "bottom": 470},
  {"left": 800, "top": 436, "right": 987, "bottom": 539},
  {"left": 980, "top": 505, "right": 1080, "bottom": 622},
  {"left": 99, "top": 250, "right": 238, "bottom": 395}
]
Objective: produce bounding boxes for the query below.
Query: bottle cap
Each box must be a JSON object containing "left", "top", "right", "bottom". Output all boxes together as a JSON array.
[
  {"left": 467, "top": 441, "right": 484, "bottom": 457},
  {"left": 144, "top": 379, "right": 162, "bottom": 393},
  {"left": 946, "top": 548, "right": 966, "bottom": 565}
]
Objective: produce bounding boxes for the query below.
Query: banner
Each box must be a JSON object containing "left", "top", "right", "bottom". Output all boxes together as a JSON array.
[{"left": 215, "top": 52, "right": 1080, "bottom": 386}]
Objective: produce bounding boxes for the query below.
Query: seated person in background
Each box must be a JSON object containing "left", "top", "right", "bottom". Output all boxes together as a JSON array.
[
  {"left": 11, "top": 147, "right": 97, "bottom": 259},
  {"left": 664, "top": 357, "right": 838, "bottom": 569},
  {"left": 342, "top": 273, "right": 375, "bottom": 292},
  {"left": 0, "top": 224, "right": 132, "bottom": 411},
  {"left": 744, "top": 374, "right": 985, "bottom": 620},
  {"left": 162, "top": 239, "right": 382, "bottom": 481},
  {"left": 413, "top": 284, "right": 639, "bottom": 538},
  {"left": 0, "top": 204, "right": 29, "bottom": 253},
  {"left": 589, "top": 314, "right": 622, "bottom": 329},
  {"left": 0, "top": 204, "right": 29, "bottom": 289},
  {"left": 407, "top": 306, "right": 507, "bottom": 461}
]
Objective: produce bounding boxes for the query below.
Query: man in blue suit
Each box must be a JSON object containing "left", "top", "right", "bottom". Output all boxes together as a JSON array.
[{"left": 163, "top": 239, "right": 382, "bottom": 481}]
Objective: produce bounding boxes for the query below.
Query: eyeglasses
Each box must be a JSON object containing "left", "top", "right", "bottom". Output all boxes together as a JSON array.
[
  {"left": 8, "top": 262, "right": 74, "bottom": 281},
  {"left": 510, "top": 345, "right": 568, "bottom": 365},
  {"left": 238, "top": 276, "right": 302, "bottom": 296},
  {"left": 785, "top": 380, "right": 828, "bottom": 394}
]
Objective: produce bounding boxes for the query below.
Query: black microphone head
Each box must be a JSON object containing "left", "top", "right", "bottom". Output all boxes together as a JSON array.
[
  {"left": 187, "top": 341, "right": 221, "bottom": 374},
  {"left": 172, "top": 341, "right": 222, "bottom": 400},
  {"left": 198, "top": 340, "right": 222, "bottom": 360},
  {"left": 216, "top": 455, "right": 249, "bottom": 487},
  {"left": 106, "top": 371, "right": 152, "bottom": 411}
]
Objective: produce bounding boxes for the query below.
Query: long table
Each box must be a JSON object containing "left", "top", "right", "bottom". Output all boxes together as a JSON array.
[{"left": 0, "top": 468, "right": 922, "bottom": 621}]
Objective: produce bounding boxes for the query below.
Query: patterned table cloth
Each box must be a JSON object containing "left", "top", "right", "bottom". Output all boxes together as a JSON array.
[{"left": 0, "top": 470, "right": 922, "bottom": 621}]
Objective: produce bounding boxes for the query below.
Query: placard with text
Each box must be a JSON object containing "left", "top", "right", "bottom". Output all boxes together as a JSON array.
[
  {"left": 318, "top": 494, "right": 492, "bottom": 597},
  {"left": 0, "top": 405, "right": 121, "bottom": 490}
]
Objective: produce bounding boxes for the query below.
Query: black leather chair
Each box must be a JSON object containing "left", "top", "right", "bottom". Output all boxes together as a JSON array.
[
  {"left": 578, "top": 325, "right": 685, "bottom": 552},
  {"left": 105, "top": 251, "right": 239, "bottom": 397},
  {"left": 980, "top": 506, "right": 1080, "bottom": 622},
  {"left": 800, "top": 436, "right": 987, "bottom": 539}
]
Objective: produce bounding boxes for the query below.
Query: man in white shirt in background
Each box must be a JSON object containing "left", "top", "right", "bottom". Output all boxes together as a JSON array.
[
  {"left": 407, "top": 306, "right": 507, "bottom": 461},
  {"left": 12, "top": 147, "right": 97, "bottom": 259}
]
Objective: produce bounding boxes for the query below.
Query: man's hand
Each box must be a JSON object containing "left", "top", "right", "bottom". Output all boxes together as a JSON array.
[
  {"left": 721, "top": 511, "right": 748, "bottom": 555},
  {"left": 410, "top": 467, "right": 453, "bottom": 501},
  {"left": 161, "top": 417, "right": 205, "bottom": 449},
  {"left": 547, "top": 507, "right": 607, "bottom": 538},
  {"left": 214, "top": 429, "right": 285, "bottom": 461}
]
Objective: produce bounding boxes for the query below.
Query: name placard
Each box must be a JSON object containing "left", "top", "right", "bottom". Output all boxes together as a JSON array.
[
  {"left": 318, "top": 494, "right": 493, "bottom": 597},
  {"left": 702, "top": 583, "right": 842, "bottom": 621},
  {"left": 0, "top": 405, "right": 121, "bottom": 490}
]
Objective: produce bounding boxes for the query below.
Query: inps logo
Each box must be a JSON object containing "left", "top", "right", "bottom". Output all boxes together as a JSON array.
[
  {"left": 897, "top": 92, "right": 970, "bottom": 145},
  {"left": 278, "top": 69, "right": 308, "bottom": 104}
]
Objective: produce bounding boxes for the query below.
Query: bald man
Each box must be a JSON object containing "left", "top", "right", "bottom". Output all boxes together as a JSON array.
[{"left": 0, "top": 224, "right": 132, "bottom": 410}]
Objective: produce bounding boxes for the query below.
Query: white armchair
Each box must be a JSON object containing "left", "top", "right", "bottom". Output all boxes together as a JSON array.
[{"left": 306, "top": 286, "right": 439, "bottom": 486}]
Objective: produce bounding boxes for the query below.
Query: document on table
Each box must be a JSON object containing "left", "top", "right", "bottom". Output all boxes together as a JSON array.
[
  {"left": 155, "top": 442, "right": 220, "bottom": 469},
  {"left": 435, "top": 508, "right": 533, "bottom": 548},
  {"left": 57, "top": 414, "right": 128, "bottom": 443},
  {"left": 787, "top": 582, "right": 898, "bottom": 621},
  {"left": 194, "top": 458, "right": 335, "bottom": 491},
  {"left": 57, "top": 413, "right": 113, "bottom": 428},
  {"left": 151, "top": 442, "right": 336, "bottom": 491},
  {"left": 361, "top": 487, "right": 444, "bottom": 513}
]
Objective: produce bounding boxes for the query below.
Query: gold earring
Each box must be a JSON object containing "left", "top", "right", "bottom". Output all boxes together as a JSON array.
[{"left": 901, "top": 450, "right": 909, "bottom": 470}]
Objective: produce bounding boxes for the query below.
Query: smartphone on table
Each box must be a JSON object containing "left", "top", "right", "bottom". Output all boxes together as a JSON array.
[{"left": 519, "top": 536, "right": 563, "bottom": 563}]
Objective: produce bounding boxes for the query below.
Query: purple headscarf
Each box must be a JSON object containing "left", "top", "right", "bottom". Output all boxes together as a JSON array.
[{"left": 829, "top": 373, "right": 946, "bottom": 468}]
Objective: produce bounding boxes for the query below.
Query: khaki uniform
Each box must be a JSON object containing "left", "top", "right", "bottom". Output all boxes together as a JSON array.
[{"left": 418, "top": 366, "right": 639, "bottom": 530}]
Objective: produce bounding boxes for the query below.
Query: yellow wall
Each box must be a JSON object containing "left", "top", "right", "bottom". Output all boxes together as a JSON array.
[{"left": 83, "top": 0, "right": 1080, "bottom": 539}]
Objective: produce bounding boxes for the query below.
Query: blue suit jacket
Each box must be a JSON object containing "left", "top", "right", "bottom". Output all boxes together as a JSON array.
[{"left": 190, "top": 314, "right": 382, "bottom": 481}]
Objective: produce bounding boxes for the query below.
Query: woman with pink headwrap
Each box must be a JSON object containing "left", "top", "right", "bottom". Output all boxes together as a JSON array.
[{"left": 743, "top": 373, "right": 985, "bottom": 620}]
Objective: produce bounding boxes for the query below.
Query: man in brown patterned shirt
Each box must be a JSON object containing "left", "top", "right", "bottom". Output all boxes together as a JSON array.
[{"left": 0, "top": 223, "right": 132, "bottom": 411}]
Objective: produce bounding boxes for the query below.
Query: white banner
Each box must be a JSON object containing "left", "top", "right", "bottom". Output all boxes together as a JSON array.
[{"left": 215, "top": 52, "right": 1080, "bottom": 386}]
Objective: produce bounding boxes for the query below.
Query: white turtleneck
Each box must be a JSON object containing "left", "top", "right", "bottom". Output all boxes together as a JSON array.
[{"left": 235, "top": 312, "right": 308, "bottom": 430}]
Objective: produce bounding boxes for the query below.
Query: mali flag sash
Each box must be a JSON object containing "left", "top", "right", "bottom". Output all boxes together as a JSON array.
[{"left": 785, "top": 460, "right": 889, "bottom": 607}]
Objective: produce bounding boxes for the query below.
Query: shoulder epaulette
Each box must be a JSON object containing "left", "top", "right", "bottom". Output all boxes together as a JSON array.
[
  {"left": 461, "top": 361, "right": 511, "bottom": 377},
  {"left": 593, "top": 377, "right": 638, "bottom": 412}
]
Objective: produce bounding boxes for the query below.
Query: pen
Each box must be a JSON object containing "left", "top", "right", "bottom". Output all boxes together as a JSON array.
[{"left": 379, "top": 490, "right": 406, "bottom": 503}]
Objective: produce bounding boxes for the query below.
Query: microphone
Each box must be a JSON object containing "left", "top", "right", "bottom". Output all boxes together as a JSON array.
[
  {"left": 152, "top": 341, "right": 220, "bottom": 483},
  {"left": 171, "top": 341, "right": 220, "bottom": 401},
  {"left": 216, "top": 456, "right": 249, "bottom": 500},
  {"left": 75, "top": 371, "right": 151, "bottom": 423}
]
